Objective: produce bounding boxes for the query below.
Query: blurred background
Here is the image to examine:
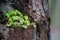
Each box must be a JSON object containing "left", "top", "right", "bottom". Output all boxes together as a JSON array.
[{"left": 49, "top": 0, "right": 60, "bottom": 40}]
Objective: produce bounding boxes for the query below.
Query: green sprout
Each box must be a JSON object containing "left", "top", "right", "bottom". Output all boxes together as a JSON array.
[{"left": 5, "top": 10, "right": 36, "bottom": 28}]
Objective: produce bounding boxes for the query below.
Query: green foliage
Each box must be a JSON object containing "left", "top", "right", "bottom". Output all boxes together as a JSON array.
[{"left": 5, "top": 10, "right": 36, "bottom": 28}]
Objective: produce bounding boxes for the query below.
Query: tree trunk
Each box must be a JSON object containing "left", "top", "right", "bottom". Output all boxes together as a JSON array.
[
  {"left": 0, "top": 0, "right": 50, "bottom": 40},
  {"left": 15, "top": 0, "right": 50, "bottom": 40}
]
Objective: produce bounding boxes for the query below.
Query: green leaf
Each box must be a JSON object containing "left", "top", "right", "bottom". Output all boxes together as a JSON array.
[
  {"left": 8, "top": 11, "right": 13, "bottom": 15},
  {"left": 30, "top": 22, "right": 36, "bottom": 27},
  {"left": 7, "top": 23, "right": 12, "bottom": 26},
  {"left": 6, "top": 13, "right": 10, "bottom": 18},
  {"left": 11, "top": 11, "right": 16, "bottom": 15},
  {"left": 33, "top": 25, "right": 36, "bottom": 27},
  {"left": 19, "top": 18, "right": 24, "bottom": 24},
  {"left": 15, "top": 10, "right": 19, "bottom": 13},
  {"left": 20, "top": 13, "right": 23, "bottom": 17},
  {"left": 12, "top": 16, "right": 20, "bottom": 20},
  {"left": 24, "top": 16, "right": 28, "bottom": 19},
  {"left": 22, "top": 25, "right": 27, "bottom": 28},
  {"left": 24, "top": 20, "right": 30, "bottom": 26},
  {"left": 9, "top": 18, "right": 12, "bottom": 21},
  {"left": 13, "top": 22, "right": 18, "bottom": 26}
]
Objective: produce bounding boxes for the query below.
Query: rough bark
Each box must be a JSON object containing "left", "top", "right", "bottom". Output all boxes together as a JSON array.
[
  {"left": 14, "top": 0, "right": 50, "bottom": 40},
  {"left": 0, "top": 0, "right": 50, "bottom": 40}
]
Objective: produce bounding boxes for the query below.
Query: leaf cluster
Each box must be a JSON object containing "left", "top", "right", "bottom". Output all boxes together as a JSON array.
[{"left": 5, "top": 10, "right": 36, "bottom": 28}]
